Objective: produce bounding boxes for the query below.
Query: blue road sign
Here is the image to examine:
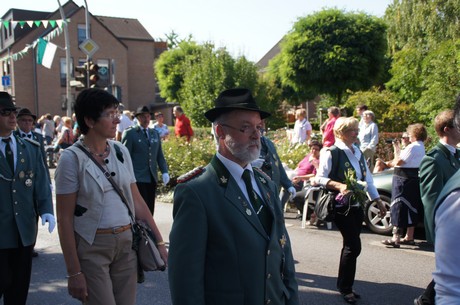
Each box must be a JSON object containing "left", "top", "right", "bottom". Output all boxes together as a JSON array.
[{"left": 2, "top": 75, "right": 11, "bottom": 87}]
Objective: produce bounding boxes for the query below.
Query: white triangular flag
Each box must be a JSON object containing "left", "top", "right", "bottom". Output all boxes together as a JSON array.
[{"left": 36, "top": 38, "right": 57, "bottom": 69}]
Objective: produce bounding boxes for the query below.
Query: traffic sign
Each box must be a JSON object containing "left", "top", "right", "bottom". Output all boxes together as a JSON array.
[
  {"left": 79, "top": 38, "right": 99, "bottom": 58},
  {"left": 2, "top": 75, "right": 11, "bottom": 87}
]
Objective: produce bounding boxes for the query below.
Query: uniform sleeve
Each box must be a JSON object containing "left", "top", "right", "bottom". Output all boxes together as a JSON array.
[{"left": 169, "top": 183, "right": 207, "bottom": 305}]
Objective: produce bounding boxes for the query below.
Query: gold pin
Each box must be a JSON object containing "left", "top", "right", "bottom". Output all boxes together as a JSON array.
[
  {"left": 19, "top": 171, "right": 25, "bottom": 179},
  {"left": 280, "top": 234, "right": 287, "bottom": 248}
]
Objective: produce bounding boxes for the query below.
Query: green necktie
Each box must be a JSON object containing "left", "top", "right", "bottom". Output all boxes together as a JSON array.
[
  {"left": 242, "top": 169, "right": 272, "bottom": 234},
  {"left": 2, "top": 138, "right": 14, "bottom": 172}
]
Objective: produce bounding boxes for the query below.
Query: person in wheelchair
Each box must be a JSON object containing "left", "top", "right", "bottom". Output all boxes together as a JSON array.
[{"left": 281, "top": 140, "right": 322, "bottom": 223}]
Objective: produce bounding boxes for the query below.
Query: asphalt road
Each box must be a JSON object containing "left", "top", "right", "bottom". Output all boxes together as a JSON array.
[{"left": 5, "top": 188, "right": 434, "bottom": 305}]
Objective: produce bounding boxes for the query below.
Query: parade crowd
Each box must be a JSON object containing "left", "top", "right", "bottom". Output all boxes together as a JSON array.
[{"left": 1, "top": 88, "right": 460, "bottom": 305}]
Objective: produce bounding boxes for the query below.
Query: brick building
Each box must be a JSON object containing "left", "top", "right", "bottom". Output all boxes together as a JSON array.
[{"left": 0, "top": 0, "right": 169, "bottom": 119}]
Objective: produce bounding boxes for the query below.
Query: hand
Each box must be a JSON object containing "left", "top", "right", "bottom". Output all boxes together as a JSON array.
[
  {"left": 68, "top": 272, "right": 88, "bottom": 302},
  {"left": 162, "top": 173, "right": 170, "bottom": 185},
  {"left": 41, "top": 213, "right": 56, "bottom": 233},
  {"left": 287, "top": 186, "right": 296, "bottom": 200},
  {"left": 376, "top": 199, "right": 387, "bottom": 217}
]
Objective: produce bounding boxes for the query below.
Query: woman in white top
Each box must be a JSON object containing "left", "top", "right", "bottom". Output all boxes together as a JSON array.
[
  {"left": 55, "top": 89, "right": 168, "bottom": 305},
  {"left": 315, "top": 117, "right": 386, "bottom": 304},
  {"left": 382, "top": 123, "right": 427, "bottom": 247},
  {"left": 152, "top": 112, "right": 170, "bottom": 140},
  {"left": 291, "top": 108, "right": 312, "bottom": 145}
]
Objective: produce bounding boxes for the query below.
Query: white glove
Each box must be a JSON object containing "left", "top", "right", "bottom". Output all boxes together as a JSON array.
[
  {"left": 162, "top": 173, "right": 170, "bottom": 185},
  {"left": 251, "top": 158, "right": 265, "bottom": 168},
  {"left": 41, "top": 213, "right": 56, "bottom": 233},
  {"left": 288, "top": 186, "right": 296, "bottom": 200}
]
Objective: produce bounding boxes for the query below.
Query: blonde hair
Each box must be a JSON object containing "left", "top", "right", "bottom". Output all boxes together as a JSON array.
[
  {"left": 295, "top": 108, "right": 306, "bottom": 118},
  {"left": 333, "top": 117, "right": 359, "bottom": 140}
]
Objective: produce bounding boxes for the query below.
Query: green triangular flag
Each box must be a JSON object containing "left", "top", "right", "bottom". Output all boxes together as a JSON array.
[
  {"left": 34, "top": 20, "right": 42, "bottom": 27},
  {"left": 19, "top": 21, "right": 26, "bottom": 28},
  {"left": 49, "top": 20, "right": 56, "bottom": 28},
  {"left": 2, "top": 21, "right": 9, "bottom": 28}
]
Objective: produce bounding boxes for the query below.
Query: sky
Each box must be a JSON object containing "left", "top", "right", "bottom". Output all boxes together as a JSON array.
[{"left": 7, "top": 0, "right": 394, "bottom": 62}]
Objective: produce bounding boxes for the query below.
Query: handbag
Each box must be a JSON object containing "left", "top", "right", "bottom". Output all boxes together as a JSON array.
[
  {"left": 76, "top": 144, "right": 166, "bottom": 272},
  {"left": 314, "top": 187, "right": 337, "bottom": 222},
  {"left": 132, "top": 220, "right": 166, "bottom": 271}
]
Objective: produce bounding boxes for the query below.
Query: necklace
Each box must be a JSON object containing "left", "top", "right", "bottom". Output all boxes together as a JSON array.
[{"left": 81, "top": 139, "right": 109, "bottom": 158}]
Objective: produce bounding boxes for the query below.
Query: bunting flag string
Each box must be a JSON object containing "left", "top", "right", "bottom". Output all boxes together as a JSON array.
[
  {"left": 0, "top": 24, "right": 65, "bottom": 63},
  {"left": 0, "top": 18, "right": 68, "bottom": 31}
]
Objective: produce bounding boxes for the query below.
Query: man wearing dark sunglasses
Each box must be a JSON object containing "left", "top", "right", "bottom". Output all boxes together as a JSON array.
[{"left": 0, "top": 92, "right": 55, "bottom": 305}]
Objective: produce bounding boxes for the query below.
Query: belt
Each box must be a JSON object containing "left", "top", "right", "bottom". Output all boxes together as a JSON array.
[{"left": 96, "top": 224, "right": 131, "bottom": 234}]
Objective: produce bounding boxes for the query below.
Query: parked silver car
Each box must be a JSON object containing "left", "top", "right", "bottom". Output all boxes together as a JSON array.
[{"left": 364, "top": 169, "right": 394, "bottom": 235}]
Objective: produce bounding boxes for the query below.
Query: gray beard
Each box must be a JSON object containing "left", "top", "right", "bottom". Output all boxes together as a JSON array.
[{"left": 225, "top": 137, "right": 260, "bottom": 164}]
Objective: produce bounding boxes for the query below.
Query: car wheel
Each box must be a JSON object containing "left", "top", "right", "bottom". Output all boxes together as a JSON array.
[{"left": 364, "top": 194, "right": 393, "bottom": 235}]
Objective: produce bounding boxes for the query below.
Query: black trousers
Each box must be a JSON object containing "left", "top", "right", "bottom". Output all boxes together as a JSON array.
[
  {"left": 137, "top": 180, "right": 157, "bottom": 215},
  {"left": 334, "top": 206, "right": 363, "bottom": 295},
  {"left": 0, "top": 245, "right": 34, "bottom": 305}
]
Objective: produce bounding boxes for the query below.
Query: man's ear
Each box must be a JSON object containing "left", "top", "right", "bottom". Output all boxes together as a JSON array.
[{"left": 215, "top": 125, "right": 225, "bottom": 139}]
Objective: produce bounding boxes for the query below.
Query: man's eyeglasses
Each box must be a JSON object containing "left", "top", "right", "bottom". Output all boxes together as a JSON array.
[
  {"left": 100, "top": 112, "right": 121, "bottom": 120},
  {"left": 0, "top": 108, "right": 18, "bottom": 117},
  {"left": 220, "top": 123, "right": 263, "bottom": 135}
]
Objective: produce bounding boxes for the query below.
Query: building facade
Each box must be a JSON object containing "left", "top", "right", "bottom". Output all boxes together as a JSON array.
[{"left": 1, "top": 0, "right": 167, "bottom": 118}]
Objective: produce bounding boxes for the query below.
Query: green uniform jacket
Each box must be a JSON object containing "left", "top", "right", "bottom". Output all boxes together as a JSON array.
[
  {"left": 0, "top": 134, "right": 53, "bottom": 249},
  {"left": 121, "top": 125, "right": 168, "bottom": 183},
  {"left": 433, "top": 168, "right": 460, "bottom": 242},
  {"left": 14, "top": 129, "right": 51, "bottom": 183},
  {"left": 169, "top": 156, "right": 299, "bottom": 305},
  {"left": 419, "top": 143, "right": 460, "bottom": 243},
  {"left": 259, "top": 136, "right": 293, "bottom": 192}
]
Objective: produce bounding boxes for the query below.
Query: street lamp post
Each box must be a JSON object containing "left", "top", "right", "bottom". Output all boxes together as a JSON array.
[{"left": 56, "top": 0, "right": 72, "bottom": 117}]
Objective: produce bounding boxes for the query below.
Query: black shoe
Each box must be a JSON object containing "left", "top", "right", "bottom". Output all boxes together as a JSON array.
[{"left": 32, "top": 250, "right": 39, "bottom": 257}]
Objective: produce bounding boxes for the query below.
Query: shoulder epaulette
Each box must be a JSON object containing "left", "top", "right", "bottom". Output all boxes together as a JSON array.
[
  {"left": 23, "top": 137, "right": 40, "bottom": 147},
  {"left": 177, "top": 166, "right": 205, "bottom": 184}
]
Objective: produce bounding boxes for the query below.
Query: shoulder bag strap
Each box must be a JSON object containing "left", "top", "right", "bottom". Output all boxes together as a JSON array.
[{"left": 75, "top": 143, "right": 135, "bottom": 220}]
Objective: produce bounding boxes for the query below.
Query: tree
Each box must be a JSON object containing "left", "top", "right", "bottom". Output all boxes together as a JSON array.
[
  {"left": 155, "top": 41, "right": 263, "bottom": 127},
  {"left": 344, "top": 88, "right": 417, "bottom": 132},
  {"left": 271, "top": 9, "right": 387, "bottom": 105},
  {"left": 154, "top": 41, "right": 203, "bottom": 103},
  {"left": 384, "top": 0, "right": 460, "bottom": 124}
]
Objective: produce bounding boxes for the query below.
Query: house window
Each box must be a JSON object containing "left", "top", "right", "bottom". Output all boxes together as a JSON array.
[
  {"left": 77, "top": 24, "right": 87, "bottom": 45},
  {"left": 60, "top": 58, "right": 74, "bottom": 87},
  {"left": 96, "top": 59, "right": 110, "bottom": 88}
]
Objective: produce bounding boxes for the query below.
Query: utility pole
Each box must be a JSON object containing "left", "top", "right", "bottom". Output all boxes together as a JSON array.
[
  {"left": 83, "top": 0, "right": 91, "bottom": 88},
  {"left": 57, "top": 0, "right": 72, "bottom": 117}
]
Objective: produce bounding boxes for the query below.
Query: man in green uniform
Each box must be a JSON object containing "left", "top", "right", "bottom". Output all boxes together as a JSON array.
[
  {"left": 169, "top": 88, "right": 299, "bottom": 305},
  {"left": 0, "top": 92, "right": 55, "bottom": 305},
  {"left": 415, "top": 109, "right": 460, "bottom": 305}
]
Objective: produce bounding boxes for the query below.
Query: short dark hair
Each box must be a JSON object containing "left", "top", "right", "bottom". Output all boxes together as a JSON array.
[
  {"left": 74, "top": 88, "right": 119, "bottom": 135},
  {"left": 356, "top": 104, "right": 368, "bottom": 111},
  {"left": 308, "top": 140, "right": 323, "bottom": 150},
  {"left": 454, "top": 94, "right": 460, "bottom": 132}
]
